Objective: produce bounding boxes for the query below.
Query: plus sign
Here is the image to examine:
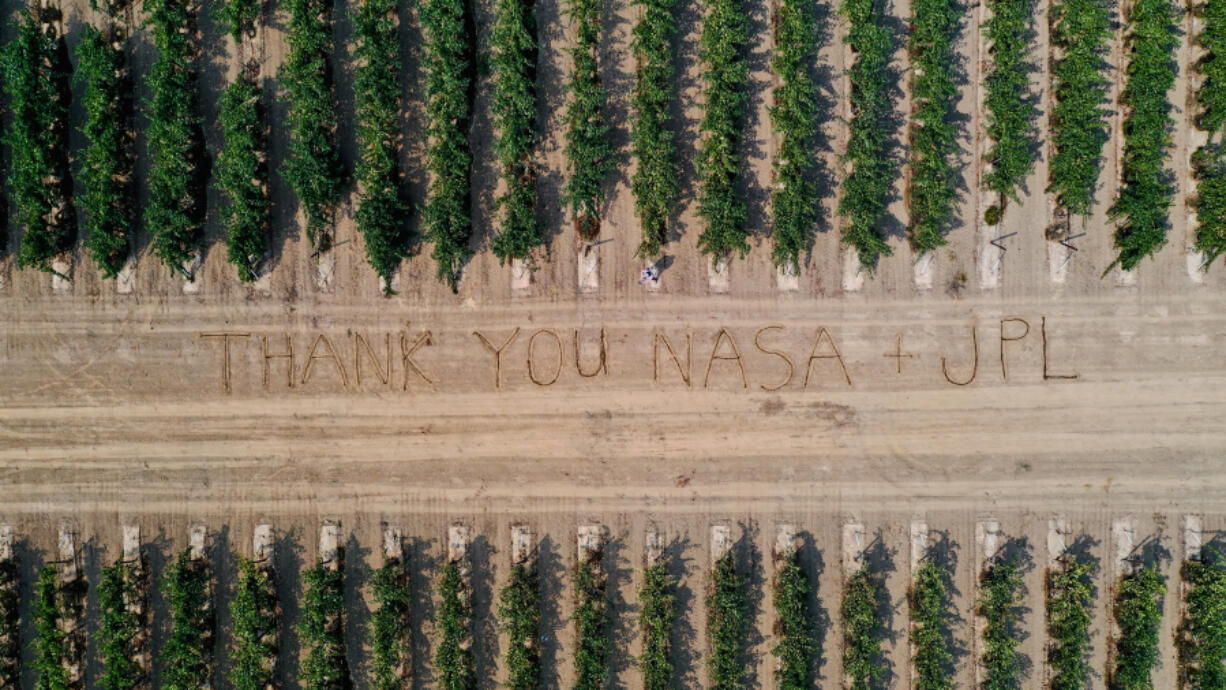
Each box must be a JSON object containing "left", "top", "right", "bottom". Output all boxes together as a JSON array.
[{"left": 884, "top": 333, "right": 915, "bottom": 374}]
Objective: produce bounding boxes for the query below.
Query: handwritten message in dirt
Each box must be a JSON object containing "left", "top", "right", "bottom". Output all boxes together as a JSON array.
[{"left": 199, "top": 315, "right": 1080, "bottom": 394}]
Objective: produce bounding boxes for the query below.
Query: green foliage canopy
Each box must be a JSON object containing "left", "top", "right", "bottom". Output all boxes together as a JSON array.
[
  {"left": 353, "top": 0, "right": 411, "bottom": 292},
  {"left": 770, "top": 0, "right": 820, "bottom": 270},
  {"left": 280, "top": 0, "right": 347, "bottom": 252},
  {"left": 2, "top": 10, "right": 76, "bottom": 274},
  {"left": 229, "top": 556, "right": 278, "bottom": 690},
  {"left": 630, "top": 0, "right": 679, "bottom": 258},
  {"left": 708, "top": 552, "right": 750, "bottom": 690},
  {"left": 422, "top": 0, "right": 476, "bottom": 289},
  {"left": 216, "top": 74, "right": 271, "bottom": 283},
  {"left": 573, "top": 556, "right": 609, "bottom": 690},
  {"left": 1047, "top": 557, "right": 1095, "bottom": 690},
  {"left": 982, "top": 0, "right": 1038, "bottom": 218},
  {"left": 370, "top": 556, "right": 411, "bottom": 690},
  {"left": 490, "top": 0, "right": 545, "bottom": 263},
  {"left": 1194, "top": 145, "right": 1226, "bottom": 267},
  {"left": 638, "top": 560, "right": 676, "bottom": 690},
  {"left": 499, "top": 561, "right": 541, "bottom": 690},
  {"left": 907, "top": 0, "right": 960, "bottom": 254},
  {"left": 563, "top": 0, "right": 614, "bottom": 241},
  {"left": 696, "top": 0, "right": 750, "bottom": 260},
  {"left": 1194, "top": 0, "right": 1226, "bottom": 266},
  {"left": 841, "top": 564, "right": 884, "bottom": 690},
  {"left": 1111, "top": 566, "right": 1166, "bottom": 690},
  {"left": 76, "top": 25, "right": 133, "bottom": 279},
  {"left": 978, "top": 558, "right": 1025, "bottom": 690},
  {"left": 98, "top": 561, "right": 144, "bottom": 690},
  {"left": 1180, "top": 551, "right": 1226, "bottom": 688},
  {"left": 0, "top": 561, "right": 18, "bottom": 688},
  {"left": 144, "top": 0, "right": 207, "bottom": 274},
  {"left": 1198, "top": 0, "right": 1226, "bottom": 135},
  {"left": 772, "top": 549, "right": 815, "bottom": 690},
  {"left": 1108, "top": 0, "right": 1179, "bottom": 271},
  {"left": 161, "top": 550, "right": 214, "bottom": 689},
  {"left": 839, "top": 0, "right": 895, "bottom": 268},
  {"left": 910, "top": 560, "right": 954, "bottom": 690},
  {"left": 33, "top": 565, "right": 70, "bottom": 690},
  {"left": 215, "top": 0, "right": 259, "bottom": 42},
  {"left": 1048, "top": 0, "right": 1112, "bottom": 218},
  {"left": 436, "top": 560, "right": 475, "bottom": 690},
  {"left": 299, "top": 562, "right": 348, "bottom": 689}
]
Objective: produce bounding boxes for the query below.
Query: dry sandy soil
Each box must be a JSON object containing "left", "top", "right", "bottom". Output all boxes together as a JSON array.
[{"left": 0, "top": 0, "right": 1225, "bottom": 684}]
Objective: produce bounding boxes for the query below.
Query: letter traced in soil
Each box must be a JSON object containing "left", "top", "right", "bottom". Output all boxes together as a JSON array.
[
  {"left": 941, "top": 322, "right": 979, "bottom": 386},
  {"left": 301, "top": 334, "right": 349, "bottom": 387},
  {"left": 473, "top": 328, "right": 521, "bottom": 390},
  {"left": 999, "top": 317, "right": 1030, "bottom": 381},
  {"left": 803, "top": 327, "right": 853, "bottom": 388},
  {"left": 262, "top": 334, "right": 295, "bottom": 389},
  {"left": 199, "top": 332, "right": 250, "bottom": 393},
  {"left": 573, "top": 328, "right": 608, "bottom": 377},
  {"left": 653, "top": 331, "right": 692, "bottom": 387},
  {"left": 354, "top": 332, "right": 392, "bottom": 386},
  {"left": 400, "top": 330, "right": 436, "bottom": 391},
  {"left": 1042, "top": 317, "right": 1079, "bottom": 380},
  {"left": 527, "top": 329, "right": 564, "bottom": 386},
  {"left": 704, "top": 328, "right": 748, "bottom": 389},
  {"left": 754, "top": 325, "right": 795, "bottom": 391}
]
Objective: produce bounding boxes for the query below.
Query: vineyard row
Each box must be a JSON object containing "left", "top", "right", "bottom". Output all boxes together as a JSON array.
[{"left": 0, "top": 520, "right": 1221, "bottom": 687}]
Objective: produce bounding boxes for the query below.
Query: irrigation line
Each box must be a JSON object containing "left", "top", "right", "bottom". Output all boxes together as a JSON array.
[
  {"left": 1057, "top": 232, "right": 1085, "bottom": 271},
  {"left": 990, "top": 231, "right": 1017, "bottom": 272}
]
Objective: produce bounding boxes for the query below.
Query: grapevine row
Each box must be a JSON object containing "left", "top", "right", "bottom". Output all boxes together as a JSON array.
[
  {"left": 907, "top": 0, "right": 959, "bottom": 254},
  {"left": 839, "top": 0, "right": 895, "bottom": 268},
  {"left": 144, "top": 0, "right": 207, "bottom": 276},
  {"left": 300, "top": 557, "right": 349, "bottom": 688},
  {"left": 1193, "top": 0, "right": 1226, "bottom": 266},
  {"left": 639, "top": 557, "right": 676, "bottom": 689},
  {"left": 231, "top": 555, "right": 278, "bottom": 689},
  {"left": 982, "top": 0, "right": 1038, "bottom": 225},
  {"left": 371, "top": 556, "right": 412, "bottom": 688},
  {"left": 3, "top": 6, "right": 75, "bottom": 275},
  {"left": 491, "top": 0, "right": 546, "bottom": 263},
  {"left": 436, "top": 558, "right": 476, "bottom": 689},
  {"left": 215, "top": 0, "right": 269, "bottom": 283},
  {"left": 770, "top": 0, "right": 820, "bottom": 271},
  {"left": 772, "top": 548, "right": 816, "bottom": 689},
  {"left": 1047, "top": 0, "right": 1112, "bottom": 223},
  {"left": 563, "top": 0, "right": 614, "bottom": 242},
  {"left": 353, "top": 0, "right": 412, "bottom": 292},
  {"left": 910, "top": 558, "right": 955, "bottom": 688},
  {"left": 978, "top": 556, "right": 1024, "bottom": 687},
  {"left": 98, "top": 557, "right": 147, "bottom": 690},
  {"left": 281, "top": 0, "right": 347, "bottom": 253},
  {"left": 1110, "top": 566, "right": 1165, "bottom": 688},
  {"left": 573, "top": 549, "right": 609, "bottom": 689},
  {"left": 1108, "top": 0, "right": 1180, "bottom": 272},
  {"left": 707, "top": 551, "right": 750, "bottom": 689},
  {"left": 1179, "top": 549, "right": 1226, "bottom": 686},
  {"left": 697, "top": 0, "right": 751, "bottom": 261},
  {"left": 422, "top": 0, "right": 476, "bottom": 290},
  {"left": 1046, "top": 554, "right": 1095, "bottom": 688},
  {"left": 216, "top": 74, "right": 271, "bottom": 283},
  {"left": 499, "top": 559, "right": 541, "bottom": 689},
  {"left": 630, "top": 0, "right": 680, "bottom": 258},
  {"left": 76, "top": 23, "right": 134, "bottom": 279}
]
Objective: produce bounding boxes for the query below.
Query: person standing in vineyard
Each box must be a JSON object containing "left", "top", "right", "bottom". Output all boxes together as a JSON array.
[{"left": 639, "top": 265, "right": 660, "bottom": 286}]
